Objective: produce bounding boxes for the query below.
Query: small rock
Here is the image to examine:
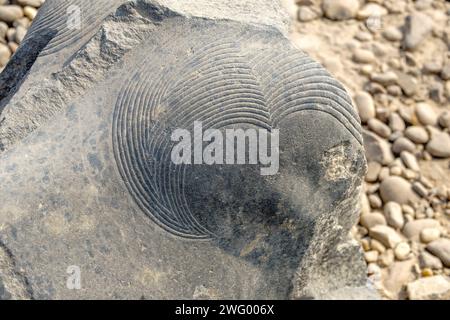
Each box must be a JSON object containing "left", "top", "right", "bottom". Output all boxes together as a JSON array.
[
  {"left": 407, "top": 276, "right": 450, "bottom": 300},
  {"left": 366, "top": 162, "right": 381, "bottom": 183},
  {"left": 0, "top": 5, "right": 24, "bottom": 24},
  {"left": 420, "top": 228, "right": 441, "bottom": 244},
  {"left": 370, "top": 225, "right": 404, "bottom": 249},
  {"left": 368, "top": 118, "right": 392, "bottom": 138},
  {"left": 371, "top": 72, "right": 398, "bottom": 86},
  {"left": 395, "top": 71, "right": 418, "bottom": 97},
  {"left": 412, "top": 182, "right": 428, "bottom": 198},
  {"left": 426, "top": 132, "right": 450, "bottom": 158},
  {"left": 392, "top": 137, "right": 416, "bottom": 155},
  {"left": 384, "top": 202, "right": 404, "bottom": 229},
  {"left": 415, "top": 103, "right": 438, "bottom": 126},
  {"left": 353, "top": 49, "right": 376, "bottom": 64},
  {"left": 389, "top": 113, "right": 406, "bottom": 132},
  {"left": 438, "top": 111, "right": 450, "bottom": 129},
  {"left": 364, "top": 250, "right": 379, "bottom": 263},
  {"left": 403, "top": 12, "right": 434, "bottom": 50},
  {"left": 379, "top": 249, "right": 395, "bottom": 267},
  {"left": 400, "top": 151, "right": 420, "bottom": 172},
  {"left": 383, "top": 26, "right": 403, "bottom": 42},
  {"left": 322, "top": 0, "right": 360, "bottom": 21},
  {"left": 369, "top": 194, "right": 383, "bottom": 209},
  {"left": 354, "top": 91, "right": 375, "bottom": 123},
  {"left": 394, "top": 242, "right": 411, "bottom": 261},
  {"left": 371, "top": 239, "right": 386, "bottom": 253},
  {"left": 423, "top": 60, "right": 443, "bottom": 74},
  {"left": 356, "top": 3, "right": 387, "bottom": 20},
  {"left": 360, "top": 212, "right": 387, "bottom": 230},
  {"left": 380, "top": 176, "right": 418, "bottom": 205},
  {"left": 403, "top": 219, "right": 440, "bottom": 241},
  {"left": 427, "top": 238, "right": 450, "bottom": 267},
  {"left": 404, "top": 126, "right": 429, "bottom": 144},
  {"left": 419, "top": 251, "right": 443, "bottom": 270},
  {"left": 363, "top": 130, "right": 394, "bottom": 165}
]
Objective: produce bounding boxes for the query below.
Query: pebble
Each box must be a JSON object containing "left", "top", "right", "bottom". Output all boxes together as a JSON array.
[
  {"left": 368, "top": 118, "right": 392, "bottom": 138},
  {"left": 366, "top": 162, "right": 381, "bottom": 183},
  {"left": 394, "top": 242, "right": 411, "bottom": 261},
  {"left": 379, "top": 249, "right": 395, "bottom": 267},
  {"left": 353, "top": 49, "right": 376, "bottom": 64},
  {"left": 407, "top": 276, "right": 450, "bottom": 300},
  {"left": 364, "top": 250, "right": 379, "bottom": 263},
  {"left": 384, "top": 202, "right": 405, "bottom": 229},
  {"left": 392, "top": 137, "right": 416, "bottom": 155},
  {"left": 400, "top": 151, "right": 420, "bottom": 172},
  {"left": 404, "top": 126, "right": 429, "bottom": 144},
  {"left": 403, "top": 12, "right": 434, "bottom": 50},
  {"left": 438, "top": 111, "right": 450, "bottom": 129},
  {"left": 427, "top": 238, "right": 450, "bottom": 267},
  {"left": 380, "top": 176, "right": 418, "bottom": 205},
  {"left": 403, "top": 219, "right": 441, "bottom": 241},
  {"left": 369, "top": 225, "right": 404, "bottom": 249},
  {"left": 0, "top": 42, "right": 10, "bottom": 67},
  {"left": 412, "top": 182, "right": 428, "bottom": 198},
  {"left": 371, "top": 239, "right": 386, "bottom": 254},
  {"left": 420, "top": 228, "right": 441, "bottom": 244},
  {"left": 363, "top": 130, "right": 394, "bottom": 165},
  {"left": 383, "top": 26, "right": 403, "bottom": 42},
  {"left": 360, "top": 212, "right": 387, "bottom": 230},
  {"left": 426, "top": 132, "right": 450, "bottom": 158},
  {"left": 354, "top": 91, "right": 375, "bottom": 123},
  {"left": 371, "top": 72, "right": 398, "bottom": 86},
  {"left": 415, "top": 103, "right": 438, "bottom": 126},
  {"left": 0, "top": 5, "right": 24, "bottom": 23},
  {"left": 419, "top": 251, "right": 443, "bottom": 270},
  {"left": 322, "top": 0, "right": 360, "bottom": 21},
  {"left": 389, "top": 113, "right": 406, "bottom": 132}
]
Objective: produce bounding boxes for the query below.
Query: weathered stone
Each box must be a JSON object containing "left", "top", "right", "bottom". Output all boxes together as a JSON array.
[
  {"left": 419, "top": 251, "right": 443, "bottom": 270},
  {"left": 322, "top": 0, "right": 359, "bottom": 21},
  {"left": 407, "top": 276, "right": 450, "bottom": 300},
  {"left": 404, "top": 126, "right": 429, "bottom": 144},
  {"left": 427, "top": 239, "right": 450, "bottom": 267},
  {"left": 0, "top": 0, "right": 374, "bottom": 300},
  {"left": 384, "top": 202, "right": 404, "bottom": 229},
  {"left": 360, "top": 213, "right": 387, "bottom": 230},
  {"left": 403, "top": 12, "right": 434, "bottom": 50},
  {"left": 363, "top": 130, "right": 394, "bottom": 165},
  {"left": 403, "top": 219, "right": 441, "bottom": 241},
  {"left": 379, "top": 176, "right": 419, "bottom": 205},
  {"left": 354, "top": 91, "right": 375, "bottom": 123},
  {"left": 426, "top": 132, "right": 450, "bottom": 158},
  {"left": 369, "top": 225, "right": 403, "bottom": 249}
]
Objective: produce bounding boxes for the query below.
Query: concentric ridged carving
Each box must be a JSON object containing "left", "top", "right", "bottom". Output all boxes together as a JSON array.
[
  {"left": 23, "top": 0, "right": 120, "bottom": 57},
  {"left": 112, "top": 29, "right": 362, "bottom": 239}
]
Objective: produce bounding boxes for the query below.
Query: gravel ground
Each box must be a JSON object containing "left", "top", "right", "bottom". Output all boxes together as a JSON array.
[
  {"left": 284, "top": 0, "right": 450, "bottom": 300},
  {"left": 0, "top": 0, "right": 449, "bottom": 300}
]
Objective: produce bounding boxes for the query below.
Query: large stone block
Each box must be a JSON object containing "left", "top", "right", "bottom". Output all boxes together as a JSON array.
[{"left": 0, "top": 0, "right": 375, "bottom": 299}]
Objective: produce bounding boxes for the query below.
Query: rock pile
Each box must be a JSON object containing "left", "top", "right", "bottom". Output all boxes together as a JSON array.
[{"left": 287, "top": 0, "right": 450, "bottom": 300}]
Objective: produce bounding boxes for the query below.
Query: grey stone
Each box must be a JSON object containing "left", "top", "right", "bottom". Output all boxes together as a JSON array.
[
  {"left": 322, "top": 0, "right": 359, "bottom": 21},
  {"left": 403, "top": 219, "right": 441, "bottom": 242},
  {"left": 426, "top": 132, "right": 450, "bottom": 158},
  {"left": 427, "top": 239, "right": 450, "bottom": 267},
  {"left": 419, "top": 251, "right": 443, "bottom": 270},
  {"left": 379, "top": 176, "right": 419, "bottom": 205},
  {"left": 363, "top": 130, "right": 394, "bottom": 165},
  {"left": 0, "top": 0, "right": 374, "bottom": 300},
  {"left": 407, "top": 276, "right": 450, "bottom": 300},
  {"left": 403, "top": 12, "right": 434, "bottom": 50},
  {"left": 404, "top": 126, "right": 429, "bottom": 144}
]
